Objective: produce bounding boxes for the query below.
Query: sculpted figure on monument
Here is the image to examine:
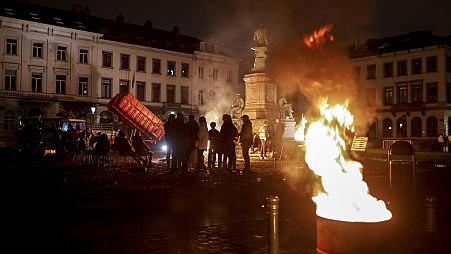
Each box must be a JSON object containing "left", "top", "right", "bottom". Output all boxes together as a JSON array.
[
  {"left": 278, "top": 97, "right": 294, "bottom": 119},
  {"left": 254, "top": 27, "right": 268, "bottom": 46},
  {"left": 231, "top": 94, "right": 245, "bottom": 119}
]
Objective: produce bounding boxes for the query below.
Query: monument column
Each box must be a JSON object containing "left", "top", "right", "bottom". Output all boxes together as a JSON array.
[{"left": 243, "top": 26, "right": 279, "bottom": 124}]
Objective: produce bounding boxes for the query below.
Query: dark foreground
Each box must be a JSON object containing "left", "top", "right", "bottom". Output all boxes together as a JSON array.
[{"left": 1, "top": 149, "right": 450, "bottom": 253}]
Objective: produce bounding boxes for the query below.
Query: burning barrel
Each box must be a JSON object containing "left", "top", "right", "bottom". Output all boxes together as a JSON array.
[{"left": 316, "top": 216, "right": 390, "bottom": 254}]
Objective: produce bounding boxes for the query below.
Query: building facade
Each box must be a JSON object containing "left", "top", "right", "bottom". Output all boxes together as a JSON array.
[
  {"left": 350, "top": 31, "right": 451, "bottom": 149},
  {"left": 0, "top": 2, "right": 240, "bottom": 147}
]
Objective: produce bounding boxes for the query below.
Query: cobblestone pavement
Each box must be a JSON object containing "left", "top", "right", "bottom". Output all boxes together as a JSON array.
[{"left": 2, "top": 148, "right": 451, "bottom": 253}]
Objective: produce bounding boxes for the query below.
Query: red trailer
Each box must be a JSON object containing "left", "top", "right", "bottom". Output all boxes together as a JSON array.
[{"left": 108, "top": 92, "right": 164, "bottom": 142}]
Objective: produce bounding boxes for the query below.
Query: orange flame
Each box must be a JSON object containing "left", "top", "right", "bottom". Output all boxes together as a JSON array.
[
  {"left": 303, "top": 23, "right": 334, "bottom": 48},
  {"left": 305, "top": 98, "right": 392, "bottom": 222}
]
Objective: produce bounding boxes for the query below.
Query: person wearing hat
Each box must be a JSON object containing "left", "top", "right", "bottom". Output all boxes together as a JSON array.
[{"left": 239, "top": 114, "right": 253, "bottom": 173}]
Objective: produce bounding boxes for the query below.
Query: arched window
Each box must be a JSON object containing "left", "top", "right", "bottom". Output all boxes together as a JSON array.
[
  {"left": 383, "top": 118, "right": 393, "bottom": 137},
  {"left": 396, "top": 116, "right": 407, "bottom": 137},
  {"left": 426, "top": 116, "right": 438, "bottom": 137},
  {"left": 4, "top": 110, "right": 15, "bottom": 130},
  {"left": 99, "top": 111, "right": 114, "bottom": 124},
  {"left": 411, "top": 117, "right": 422, "bottom": 137}
]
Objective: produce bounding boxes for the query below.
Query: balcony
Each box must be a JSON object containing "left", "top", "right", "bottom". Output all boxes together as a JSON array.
[
  {"left": 391, "top": 102, "right": 426, "bottom": 112},
  {"left": 0, "top": 90, "right": 96, "bottom": 102}
]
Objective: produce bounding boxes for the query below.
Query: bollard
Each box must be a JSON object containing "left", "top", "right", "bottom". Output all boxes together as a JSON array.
[
  {"left": 424, "top": 196, "right": 438, "bottom": 233},
  {"left": 267, "top": 196, "right": 279, "bottom": 254}
]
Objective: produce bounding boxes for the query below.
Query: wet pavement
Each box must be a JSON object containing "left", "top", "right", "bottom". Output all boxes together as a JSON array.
[{"left": 2, "top": 149, "right": 451, "bottom": 253}]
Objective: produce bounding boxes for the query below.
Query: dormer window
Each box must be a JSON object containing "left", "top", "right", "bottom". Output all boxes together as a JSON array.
[
  {"left": 53, "top": 17, "right": 64, "bottom": 25},
  {"left": 29, "top": 12, "right": 40, "bottom": 20},
  {"left": 4, "top": 8, "right": 15, "bottom": 15}
]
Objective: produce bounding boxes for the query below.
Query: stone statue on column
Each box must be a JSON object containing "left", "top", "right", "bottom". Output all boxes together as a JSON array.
[
  {"left": 231, "top": 94, "right": 245, "bottom": 119},
  {"left": 278, "top": 97, "right": 294, "bottom": 119},
  {"left": 251, "top": 26, "right": 268, "bottom": 72}
]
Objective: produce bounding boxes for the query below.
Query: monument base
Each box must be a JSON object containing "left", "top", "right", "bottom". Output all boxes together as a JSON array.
[{"left": 282, "top": 119, "right": 296, "bottom": 140}]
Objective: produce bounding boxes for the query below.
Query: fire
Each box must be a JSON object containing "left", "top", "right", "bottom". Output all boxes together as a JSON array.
[
  {"left": 304, "top": 98, "right": 392, "bottom": 222},
  {"left": 303, "top": 23, "right": 334, "bottom": 48},
  {"left": 294, "top": 114, "right": 308, "bottom": 141}
]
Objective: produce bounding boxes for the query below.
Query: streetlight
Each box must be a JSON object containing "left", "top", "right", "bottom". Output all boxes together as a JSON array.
[{"left": 90, "top": 106, "right": 96, "bottom": 129}]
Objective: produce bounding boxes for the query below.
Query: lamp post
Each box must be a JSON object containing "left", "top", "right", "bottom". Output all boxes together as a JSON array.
[{"left": 90, "top": 106, "right": 96, "bottom": 129}]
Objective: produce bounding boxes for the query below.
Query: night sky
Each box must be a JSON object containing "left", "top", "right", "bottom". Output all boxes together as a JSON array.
[{"left": 20, "top": 0, "right": 451, "bottom": 63}]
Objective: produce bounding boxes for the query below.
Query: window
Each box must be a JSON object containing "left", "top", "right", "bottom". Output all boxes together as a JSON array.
[
  {"left": 213, "top": 68, "right": 218, "bottom": 81},
  {"left": 397, "top": 60, "right": 407, "bottom": 76},
  {"left": 411, "top": 117, "right": 422, "bottom": 137},
  {"left": 56, "top": 46, "right": 66, "bottom": 61},
  {"left": 102, "top": 51, "right": 112, "bottom": 67},
  {"left": 101, "top": 78, "right": 112, "bottom": 98},
  {"left": 136, "top": 81, "right": 145, "bottom": 101},
  {"left": 55, "top": 75, "right": 66, "bottom": 94},
  {"left": 78, "top": 77, "right": 88, "bottom": 96},
  {"left": 181, "top": 63, "right": 189, "bottom": 77},
  {"left": 412, "top": 82, "right": 423, "bottom": 103},
  {"left": 383, "top": 118, "right": 393, "bottom": 137},
  {"left": 366, "top": 64, "right": 376, "bottom": 80},
  {"left": 383, "top": 62, "right": 393, "bottom": 78},
  {"left": 119, "top": 79, "right": 129, "bottom": 95},
  {"left": 120, "top": 54, "right": 130, "bottom": 69},
  {"left": 411, "top": 58, "right": 422, "bottom": 74},
  {"left": 181, "top": 86, "right": 189, "bottom": 104},
  {"left": 79, "top": 49, "right": 88, "bottom": 64},
  {"left": 31, "top": 72, "right": 42, "bottom": 92},
  {"left": 426, "top": 117, "right": 438, "bottom": 137},
  {"left": 426, "top": 56, "right": 438, "bottom": 73},
  {"left": 447, "top": 56, "right": 451, "bottom": 73},
  {"left": 199, "top": 66, "right": 204, "bottom": 79},
  {"left": 198, "top": 89, "right": 204, "bottom": 105},
  {"left": 227, "top": 71, "right": 232, "bottom": 82},
  {"left": 426, "top": 83, "right": 438, "bottom": 103},
  {"left": 167, "top": 61, "right": 176, "bottom": 76},
  {"left": 152, "top": 83, "right": 161, "bottom": 102},
  {"left": 367, "top": 88, "right": 376, "bottom": 106},
  {"left": 166, "top": 84, "right": 175, "bottom": 103},
  {"left": 137, "top": 56, "right": 146, "bottom": 72},
  {"left": 32, "top": 42, "right": 43, "bottom": 58},
  {"left": 447, "top": 83, "right": 451, "bottom": 103},
  {"left": 396, "top": 116, "right": 407, "bottom": 137},
  {"left": 6, "top": 38, "right": 17, "bottom": 55},
  {"left": 383, "top": 87, "right": 393, "bottom": 105},
  {"left": 4, "top": 69, "right": 16, "bottom": 91},
  {"left": 397, "top": 84, "right": 408, "bottom": 104},
  {"left": 4, "top": 110, "right": 15, "bottom": 130},
  {"left": 354, "top": 66, "right": 361, "bottom": 80},
  {"left": 152, "top": 59, "right": 161, "bottom": 74}
]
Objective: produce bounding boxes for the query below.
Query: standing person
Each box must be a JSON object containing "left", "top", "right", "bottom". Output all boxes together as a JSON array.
[
  {"left": 208, "top": 122, "right": 220, "bottom": 168},
  {"left": 186, "top": 115, "right": 200, "bottom": 170},
  {"left": 239, "top": 115, "right": 253, "bottom": 173},
  {"left": 164, "top": 114, "right": 176, "bottom": 169},
  {"left": 197, "top": 116, "right": 209, "bottom": 170},
  {"left": 173, "top": 113, "right": 188, "bottom": 171},
  {"left": 220, "top": 114, "right": 238, "bottom": 170},
  {"left": 258, "top": 121, "right": 269, "bottom": 159},
  {"left": 273, "top": 118, "right": 285, "bottom": 159}
]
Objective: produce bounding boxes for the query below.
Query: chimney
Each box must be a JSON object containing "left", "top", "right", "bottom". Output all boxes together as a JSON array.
[
  {"left": 116, "top": 13, "right": 124, "bottom": 24},
  {"left": 354, "top": 34, "right": 361, "bottom": 50},
  {"left": 144, "top": 20, "right": 152, "bottom": 32},
  {"left": 199, "top": 41, "right": 205, "bottom": 52},
  {"left": 172, "top": 25, "right": 180, "bottom": 36}
]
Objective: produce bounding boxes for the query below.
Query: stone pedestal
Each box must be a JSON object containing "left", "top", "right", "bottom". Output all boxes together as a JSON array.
[
  {"left": 282, "top": 119, "right": 296, "bottom": 140},
  {"left": 243, "top": 72, "right": 279, "bottom": 122}
]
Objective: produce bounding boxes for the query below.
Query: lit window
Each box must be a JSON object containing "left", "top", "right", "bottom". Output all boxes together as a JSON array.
[
  {"left": 167, "top": 61, "right": 176, "bottom": 76},
  {"left": 78, "top": 77, "right": 88, "bottom": 96},
  {"left": 181, "top": 63, "right": 189, "bottom": 77}
]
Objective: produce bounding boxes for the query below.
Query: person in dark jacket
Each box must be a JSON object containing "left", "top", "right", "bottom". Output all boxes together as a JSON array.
[
  {"left": 219, "top": 114, "right": 238, "bottom": 170},
  {"left": 208, "top": 122, "right": 220, "bottom": 168},
  {"left": 273, "top": 118, "right": 285, "bottom": 159},
  {"left": 173, "top": 113, "right": 188, "bottom": 171},
  {"left": 131, "top": 131, "right": 153, "bottom": 165},
  {"left": 239, "top": 115, "right": 253, "bottom": 172}
]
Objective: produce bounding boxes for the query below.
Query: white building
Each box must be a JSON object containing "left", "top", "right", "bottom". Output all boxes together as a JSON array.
[
  {"left": 350, "top": 31, "right": 451, "bottom": 149},
  {"left": 0, "top": 2, "right": 240, "bottom": 147}
]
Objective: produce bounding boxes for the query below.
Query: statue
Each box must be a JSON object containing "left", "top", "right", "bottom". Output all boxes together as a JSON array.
[
  {"left": 251, "top": 26, "right": 268, "bottom": 71},
  {"left": 231, "top": 94, "right": 245, "bottom": 119},
  {"left": 278, "top": 97, "right": 294, "bottom": 119}
]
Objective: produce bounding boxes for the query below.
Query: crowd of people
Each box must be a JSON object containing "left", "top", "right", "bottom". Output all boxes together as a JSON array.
[{"left": 164, "top": 113, "right": 285, "bottom": 174}]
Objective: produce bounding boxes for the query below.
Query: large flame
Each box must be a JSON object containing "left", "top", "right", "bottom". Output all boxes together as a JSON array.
[
  {"left": 305, "top": 98, "right": 392, "bottom": 222},
  {"left": 303, "top": 23, "right": 334, "bottom": 48}
]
